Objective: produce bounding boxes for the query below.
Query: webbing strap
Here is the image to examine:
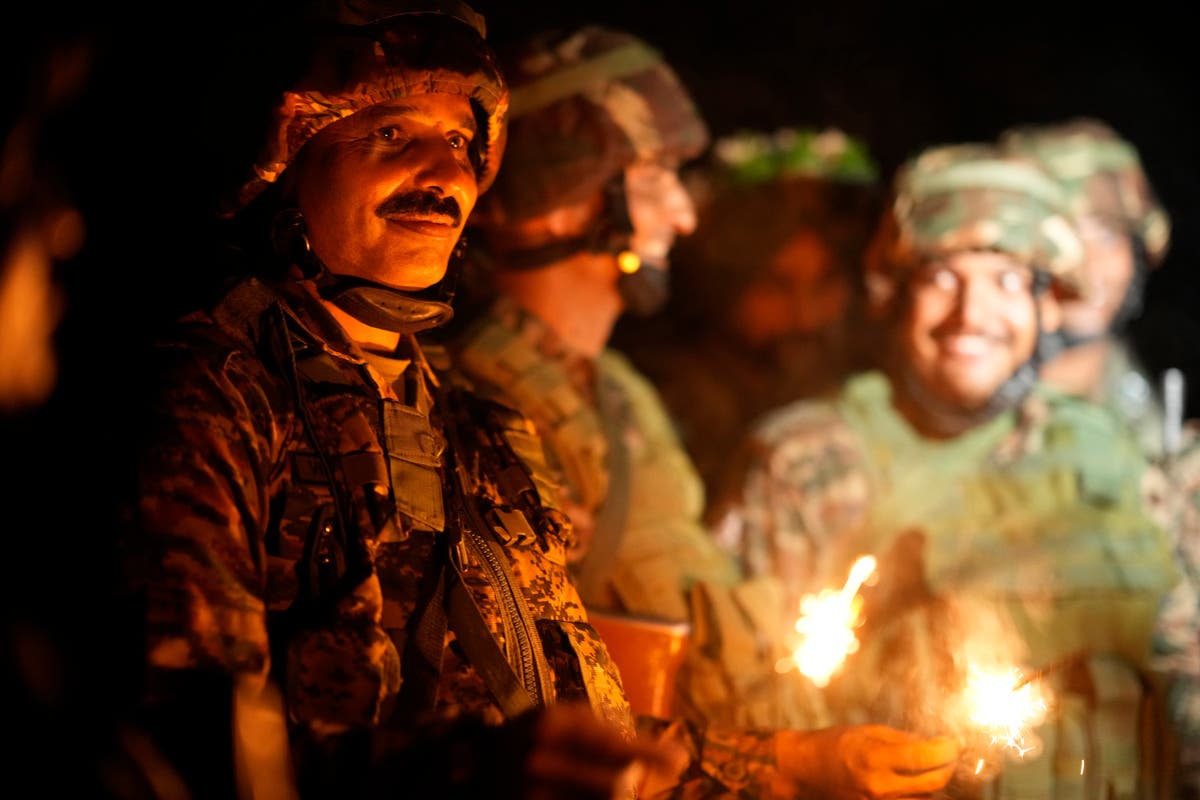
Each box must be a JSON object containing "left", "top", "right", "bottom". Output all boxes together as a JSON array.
[
  {"left": 446, "top": 567, "right": 538, "bottom": 718},
  {"left": 389, "top": 533, "right": 539, "bottom": 720},
  {"left": 572, "top": 371, "right": 633, "bottom": 602}
]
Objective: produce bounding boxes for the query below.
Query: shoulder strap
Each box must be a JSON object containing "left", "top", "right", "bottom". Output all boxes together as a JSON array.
[{"left": 572, "top": 370, "right": 634, "bottom": 603}]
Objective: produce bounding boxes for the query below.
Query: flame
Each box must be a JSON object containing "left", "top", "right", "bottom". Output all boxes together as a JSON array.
[
  {"left": 786, "top": 555, "right": 877, "bottom": 687},
  {"left": 964, "top": 664, "right": 1049, "bottom": 757}
]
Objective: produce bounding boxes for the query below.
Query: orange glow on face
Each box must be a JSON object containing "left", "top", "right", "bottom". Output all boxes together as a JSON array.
[{"left": 783, "top": 555, "right": 877, "bottom": 687}]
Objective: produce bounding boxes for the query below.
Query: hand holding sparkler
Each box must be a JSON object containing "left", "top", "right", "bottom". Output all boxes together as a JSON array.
[{"left": 774, "top": 724, "right": 961, "bottom": 799}]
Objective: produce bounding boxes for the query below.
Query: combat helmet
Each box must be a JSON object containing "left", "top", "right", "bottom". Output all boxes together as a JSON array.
[
  {"left": 468, "top": 24, "right": 709, "bottom": 313},
  {"left": 866, "top": 142, "right": 1088, "bottom": 422},
  {"left": 998, "top": 117, "right": 1170, "bottom": 267},
  {"left": 864, "top": 141, "right": 1086, "bottom": 315},
  {"left": 228, "top": 0, "right": 507, "bottom": 215}
]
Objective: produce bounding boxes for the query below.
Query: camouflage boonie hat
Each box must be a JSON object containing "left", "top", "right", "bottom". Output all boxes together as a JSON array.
[
  {"left": 225, "top": 0, "right": 507, "bottom": 216},
  {"left": 998, "top": 117, "right": 1171, "bottom": 266},
  {"left": 865, "top": 142, "right": 1086, "bottom": 307},
  {"left": 474, "top": 25, "right": 710, "bottom": 224}
]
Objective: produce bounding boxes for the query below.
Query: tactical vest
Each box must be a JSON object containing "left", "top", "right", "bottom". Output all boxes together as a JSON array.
[
  {"left": 827, "top": 372, "right": 1181, "bottom": 799},
  {"left": 214, "top": 280, "right": 635, "bottom": 742},
  {"left": 453, "top": 304, "right": 827, "bottom": 731}
]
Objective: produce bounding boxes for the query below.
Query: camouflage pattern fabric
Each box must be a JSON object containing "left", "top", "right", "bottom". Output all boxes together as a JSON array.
[
  {"left": 229, "top": 0, "right": 508, "bottom": 214},
  {"left": 998, "top": 118, "right": 1171, "bottom": 266},
  {"left": 865, "top": 142, "right": 1086, "bottom": 311},
  {"left": 449, "top": 297, "right": 830, "bottom": 792},
  {"left": 710, "top": 370, "right": 1199, "bottom": 799},
  {"left": 477, "top": 25, "right": 710, "bottom": 223},
  {"left": 1155, "top": 423, "right": 1200, "bottom": 794},
  {"left": 125, "top": 276, "right": 639, "bottom": 792},
  {"left": 1092, "top": 337, "right": 1169, "bottom": 462}
]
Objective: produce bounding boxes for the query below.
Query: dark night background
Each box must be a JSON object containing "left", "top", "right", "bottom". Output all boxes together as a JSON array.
[{"left": 44, "top": 1, "right": 1200, "bottom": 417}]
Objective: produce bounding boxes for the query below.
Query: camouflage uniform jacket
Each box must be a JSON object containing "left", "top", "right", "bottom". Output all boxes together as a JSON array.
[
  {"left": 710, "top": 370, "right": 1199, "bottom": 799},
  {"left": 125, "top": 276, "right": 637, "bottom": 796},
  {"left": 450, "top": 297, "right": 814, "bottom": 795}
]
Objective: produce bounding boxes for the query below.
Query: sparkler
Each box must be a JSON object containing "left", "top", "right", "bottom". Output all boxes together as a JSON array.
[
  {"left": 963, "top": 664, "right": 1048, "bottom": 757},
  {"left": 783, "top": 555, "right": 877, "bottom": 687},
  {"left": 960, "top": 652, "right": 1092, "bottom": 784}
]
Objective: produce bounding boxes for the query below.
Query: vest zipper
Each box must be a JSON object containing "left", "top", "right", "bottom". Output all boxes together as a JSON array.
[{"left": 458, "top": 520, "right": 544, "bottom": 703}]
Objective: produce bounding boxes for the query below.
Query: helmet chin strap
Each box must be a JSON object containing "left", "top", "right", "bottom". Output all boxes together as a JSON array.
[
  {"left": 617, "top": 263, "right": 669, "bottom": 317},
  {"left": 477, "top": 173, "right": 670, "bottom": 316},
  {"left": 321, "top": 278, "right": 456, "bottom": 333},
  {"left": 271, "top": 207, "right": 459, "bottom": 334}
]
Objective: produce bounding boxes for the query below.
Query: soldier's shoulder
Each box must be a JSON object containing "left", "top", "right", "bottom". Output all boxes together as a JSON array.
[
  {"left": 155, "top": 277, "right": 278, "bottom": 354},
  {"left": 738, "top": 394, "right": 859, "bottom": 472},
  {"left": 598, "top": 347, "right": 654, "bottom": 394},
  {"left": 1038, "top": 383, "right": 1142, "bottom": 445},
  {"left": 748, "top": 387, "right": 848, "bottom": 443},
  {"left": 146, "top": 278, "right": 299, "bottom": 405},
  {"left": 597, "top": 348, "right": 674, "bottom": 419}
]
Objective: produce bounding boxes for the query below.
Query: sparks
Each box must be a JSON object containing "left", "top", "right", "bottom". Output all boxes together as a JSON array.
[
  {"left": 787, "top": 555, "right": 877, "bottom": 687},
  {"left": 964, "top": 664, "right": 1048, "bottom": 757}
]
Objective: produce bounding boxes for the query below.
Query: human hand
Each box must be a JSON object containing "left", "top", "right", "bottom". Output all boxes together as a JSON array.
[
  {"left": 775, "top": 724, "right": 960, "bottom": 799},
  {"left": 524, "top": 702, "right": 688, "bottom": 800}
]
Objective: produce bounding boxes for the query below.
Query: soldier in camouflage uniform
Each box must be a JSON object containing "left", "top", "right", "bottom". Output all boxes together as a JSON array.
[
  {"left": 442, "top": 24, "right": 961, "bottom": 799},
  {"left": 710, "top": 142, "right": 1200, "bottom": 799},
  {"left": 998, "top": 117, "right": 1175, "bottom": 461},
  {"left": 120, "top": 3, "right": 709, "bottom": 798}
]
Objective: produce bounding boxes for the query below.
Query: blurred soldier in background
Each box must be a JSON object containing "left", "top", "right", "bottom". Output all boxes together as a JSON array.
[
  {"left": 710, "top": 141, "right": 1200, "bottom": 798},
  {"left": 999, "top": 128, "right": 1200, "bottom": 790},
  {"left": 611, "top": 126, "right": 882, "bottom": 500},
  {"left": 999, "top": 117, "right": 1177, "bottom": 460},
  {"left": 446, "top": 23, "right": 962, "bottom": 799}
]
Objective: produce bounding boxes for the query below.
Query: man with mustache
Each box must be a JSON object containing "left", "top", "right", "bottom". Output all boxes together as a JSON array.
[
  {"left": 709, "top": 142, "right": 1200, "bottom": 798},
  {"left": 120, "top": 3, "right": 700, "bottom": 798}
]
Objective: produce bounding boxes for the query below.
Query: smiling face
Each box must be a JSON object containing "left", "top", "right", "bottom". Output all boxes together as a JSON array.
[
  {"left": 896, "top": 250, "right": 1048, "bottom": 412},
  {"left": 290, "top": 93, "right": 479, "bottom": 291}
]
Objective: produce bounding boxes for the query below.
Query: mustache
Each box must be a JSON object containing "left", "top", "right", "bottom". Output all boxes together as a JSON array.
[{"left": 375, "top": 191, "right": 462, "bottom": 226}]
